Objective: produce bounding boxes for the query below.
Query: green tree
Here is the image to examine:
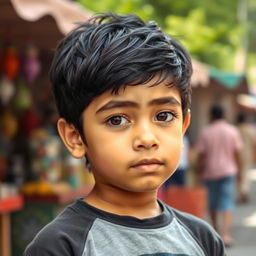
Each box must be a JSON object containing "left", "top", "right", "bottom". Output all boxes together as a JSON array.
[
  {"left": 165, "top": 8, "right": 241, "bottom": 70},
  {"left": 77, "top": 0, "right": 256, "bottom": 73},
  {"left": 78, "top": 0, "right": 154, "bottom": 21}
]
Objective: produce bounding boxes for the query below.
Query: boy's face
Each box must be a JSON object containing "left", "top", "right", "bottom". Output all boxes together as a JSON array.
[{"left": 64, "top": 78, "right": 190, "bottom": 193}]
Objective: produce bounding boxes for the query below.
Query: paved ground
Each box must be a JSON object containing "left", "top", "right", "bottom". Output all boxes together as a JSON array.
[{"left": 216, "top": 169, "right": 256, "bottom": 256}]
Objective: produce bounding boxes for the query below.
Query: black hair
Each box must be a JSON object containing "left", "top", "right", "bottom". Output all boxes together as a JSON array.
[
  {"left": 50, "top": 12, "right": 192, "bottom": 135},
  {"left": 210, "top": 105, "right": 224, "bottom": 120}
]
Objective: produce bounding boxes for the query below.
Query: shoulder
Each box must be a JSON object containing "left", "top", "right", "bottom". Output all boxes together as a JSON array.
[
  {"left": 226, "top": 123, "right": 238, "bottom": 132},
  {"left": 217, "top": 121, "right": 241, "bottom": 140},
  {"left": 24, "top": 221, "right": 72, "bottom": 256},
  {"left": 226, "top": 124, "right": 243, "bottom": 144},
  {"left": 165, "top": 205, "right": 226, "bottom": 256},
  {"left": 24, "top": 199, "right": 96, "bottom": 256},
  {"left": 219, "top": 121, "right": 238, "bottom": 134}
]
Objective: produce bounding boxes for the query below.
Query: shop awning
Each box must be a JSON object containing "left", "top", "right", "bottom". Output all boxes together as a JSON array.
[
  {"left": 0, "top": 0, "right": 92, "bottom": 51},
  {"left": 209, "top": 66, "right": 246, "bottom": 89},
  {"left": 10, "top": 0, "right": 92, "bottom": 35},
  {"left": 191, "top": 61, "right": 248, "bottom": 92}
]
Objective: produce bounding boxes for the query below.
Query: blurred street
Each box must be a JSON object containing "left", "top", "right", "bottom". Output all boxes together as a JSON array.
[{"left": 226, "top": 169, "right": 256, "bottom": 256}]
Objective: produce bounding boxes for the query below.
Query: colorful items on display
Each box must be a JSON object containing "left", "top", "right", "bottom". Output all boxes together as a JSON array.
[
  {"left": 30, "top": 128, "right": 62, "bottom": 183},
  {"left": 22, "top": 44, "right": 41, "bottom": 84},
  {"left": 0, "top": 42, "right": 41, "bottom": 107},
  {"left": 1, "top": 45, "right": 19, "bottom": 80},
  {"left": 13, "top": 81, "right": 32, "bottom": 110},
  {"left": 0, "top": 77, "right": 15, "bottom": 106},
  {"left": 0, "top": 40, "right": 91, "bottom": 197},
  {"left": 0, "top": 108, "right": 18, "bottom": 140},
  {"left": 1, "top": 43, "right": 41, "bottom": 83},
  {"left": 20, "top": 107, "right": 41, "bottom": 137},
  {"left": 0, "top": 42, "right": 42, "bottom": 189}
]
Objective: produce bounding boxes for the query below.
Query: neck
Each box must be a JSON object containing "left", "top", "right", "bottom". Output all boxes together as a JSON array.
[{"left": 84, "top": 184, "right": 161, "bottom": 219}]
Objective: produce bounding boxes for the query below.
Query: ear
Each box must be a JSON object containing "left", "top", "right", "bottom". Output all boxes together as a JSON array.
[
  {"left": 182, "top": 109, "right": 191, "bottom": 134},
  {"left": 57, "top": 118, "right": 87, "bottom": 158}
]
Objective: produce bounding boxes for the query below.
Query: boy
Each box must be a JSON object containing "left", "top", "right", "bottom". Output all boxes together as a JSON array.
[{"left": 24, "top": 13, "right": 226, "bottom": 255}]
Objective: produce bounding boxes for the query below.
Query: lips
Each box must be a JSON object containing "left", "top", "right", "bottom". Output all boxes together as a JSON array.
[
  {"left": 131, "top": 159, "right": 163, "bottom": 167},
  {"left": 130, "top": 159, "right": 164, "bottom": 172}
]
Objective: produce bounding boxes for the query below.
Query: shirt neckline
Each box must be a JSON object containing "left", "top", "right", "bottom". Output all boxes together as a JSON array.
[{"left": 73, "top": 198, "right": 173, "bottom": 229}]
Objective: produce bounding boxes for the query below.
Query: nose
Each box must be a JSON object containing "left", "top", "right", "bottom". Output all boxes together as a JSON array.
[{"left": 132, "top": 122, "right": 159, "bottom": 151}]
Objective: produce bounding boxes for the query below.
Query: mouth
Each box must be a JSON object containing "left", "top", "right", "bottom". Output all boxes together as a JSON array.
[{"left": 130, "top": 159, "right": 164, "bottom": 172}]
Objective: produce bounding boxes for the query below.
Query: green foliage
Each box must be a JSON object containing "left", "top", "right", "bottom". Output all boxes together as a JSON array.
[
  {"left": 78, "top": 0, "right": 154, "bottom": 21},
  {"left": 165, "top": 8, "right": 242, "bottom": 70},
  {"left": 77, "top": 0, "right": 256, "bottom": 72}
]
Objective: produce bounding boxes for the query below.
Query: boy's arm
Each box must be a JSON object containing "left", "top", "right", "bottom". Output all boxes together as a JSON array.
[
  {"left": 23, "top": 239, "right": 73, "bottom": 256},
  {"left": 23, "top": 221, "right": 81, "bottom": 256}
]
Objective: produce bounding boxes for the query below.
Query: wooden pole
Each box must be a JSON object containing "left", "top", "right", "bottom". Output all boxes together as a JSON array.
[{"left": 0, "top": 213, "right": 11, "bottom": 256}]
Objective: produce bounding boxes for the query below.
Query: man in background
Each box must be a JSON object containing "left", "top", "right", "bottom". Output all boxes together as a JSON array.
[{"left": 195, "top": 105, "right": 243, "bottom": 247}]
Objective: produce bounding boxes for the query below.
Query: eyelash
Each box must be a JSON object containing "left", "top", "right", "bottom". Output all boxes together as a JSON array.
[
  {"left": 154, "top": 111, "right": 177, "bottom": 123},
  {"left": 105, "top": 114, "right": 130, "bottom": 127},
  {"left": 105, "top": 111, "right": 178, "bottom": 127}
]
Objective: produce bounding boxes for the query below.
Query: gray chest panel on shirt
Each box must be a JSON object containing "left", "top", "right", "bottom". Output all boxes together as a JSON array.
[{"left": 82, "top": 218, "right": 205, "bottom": 256}]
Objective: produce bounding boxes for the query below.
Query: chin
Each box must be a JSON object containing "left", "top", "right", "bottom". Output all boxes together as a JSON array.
[{"left": 131, "top": 181, "right": 161, "bottom": 193}]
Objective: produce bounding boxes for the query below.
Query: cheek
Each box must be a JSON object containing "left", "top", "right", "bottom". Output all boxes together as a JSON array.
[
  {"left": 162, "top": 133, "right": 183, "bottom": 166},
  {"left": 86, "top": 131, "right": 127, "bottom": 166}
]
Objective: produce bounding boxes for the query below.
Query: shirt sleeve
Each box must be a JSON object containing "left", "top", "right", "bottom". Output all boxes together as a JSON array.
[
  {"left": 23, "top": 232, "right": 73, "bottom": 256},
  {"left": 172, "top": 208, "right": 227, "bottom": 256}
]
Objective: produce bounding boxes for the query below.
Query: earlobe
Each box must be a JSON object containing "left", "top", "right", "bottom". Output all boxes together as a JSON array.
[
  {"left": 57, "top": 118, "right": 87, "bottom": 158},
  {"left": 182, "top": 109, "right": 191, "bottom": 134}
]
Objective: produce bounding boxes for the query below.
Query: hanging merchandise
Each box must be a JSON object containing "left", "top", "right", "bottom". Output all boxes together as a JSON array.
[
  {"left": 0, "top": 108, "right": 18, "bottom": 140},
  {"left": 0, "top": 135, "right": 9, "bottom": 182},
  {"left": 20, "top": 107, "right": 41, "bottom": 137},
  {"left": 0, "top": 76, "right": 15, "bottom": 105},
  {"left": 65, "top": 156, "right": 82, "bottom": 189},
  {"left": 30, "top": 129, "right": 62, "bottom": 184},
  {"left": 22, "top": 43, "right": 41, "bottom": 84},
  {"left": 13, "top": 80, "right": 32, "bottom": 110},
  {"left": 1, "top": 44, "right": 20, "bottom": 80}
]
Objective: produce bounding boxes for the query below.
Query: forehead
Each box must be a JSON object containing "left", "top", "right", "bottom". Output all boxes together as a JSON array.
[{"left": 88, "top": 81, "right": 182, "bottom": 111}]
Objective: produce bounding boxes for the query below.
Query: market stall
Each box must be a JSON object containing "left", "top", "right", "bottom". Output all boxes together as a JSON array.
[
  {"left": 0, "top": 1, "right": 93, "bottom": 255},
  {"left": 0, "top": 194, "right": 23, "bottom": 256}
]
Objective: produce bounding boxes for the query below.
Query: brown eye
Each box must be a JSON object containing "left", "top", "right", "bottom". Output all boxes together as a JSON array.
[
  {"left": 155, "top": 112, "right": 173, "bottom": 122},
  {"left": 107, "top": 115, "right": 128, "bottom": 126}
]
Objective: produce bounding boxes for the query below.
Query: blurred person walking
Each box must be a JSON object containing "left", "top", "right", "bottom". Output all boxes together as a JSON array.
[
  {"left": 236, "top": 112, "right": 256, "bottom": 203},
  {"left": 195, "top": 105, "right": 243, "bottom": 247}
]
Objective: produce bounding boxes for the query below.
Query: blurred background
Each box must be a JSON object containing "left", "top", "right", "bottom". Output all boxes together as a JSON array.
[{"left": 0, "top": 0, "right": 256, "bottom": 255}]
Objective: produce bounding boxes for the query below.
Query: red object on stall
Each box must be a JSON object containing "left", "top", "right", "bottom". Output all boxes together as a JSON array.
[
  {"left": 0, "top": 195, "right": 23, "bottom": 213},
  {"left": 20, "top": 107, "right": 41, "bottom": 137},
  {"left": 2, "top": 46, "right": 20, "bottom": 80},
  {"left": 161, "top": 186, "right": 208, "bottom": 219}
]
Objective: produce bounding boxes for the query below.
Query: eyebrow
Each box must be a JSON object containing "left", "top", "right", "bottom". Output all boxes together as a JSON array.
[
  {"left": 96, "top": 96, "right": 181, "bottom": 114},
  {"left": 149, "top": 97, "right": 181, "bottom": 107}
]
